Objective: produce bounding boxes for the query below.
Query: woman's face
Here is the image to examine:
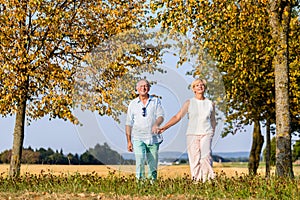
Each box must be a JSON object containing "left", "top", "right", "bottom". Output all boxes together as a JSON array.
[{"left": 192, "top": 81, "right": 206, "bottom": 94}]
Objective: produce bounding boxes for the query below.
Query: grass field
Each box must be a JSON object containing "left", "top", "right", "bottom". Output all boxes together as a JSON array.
[
  {"left": 0, "top": 162, "right": 272, "bottom": 177},
  {"left": 0, "top": 163, "right": 299, "bottom": 199},
  {"left": 1, "top": 162, "right": 299, "bottom": 177}
]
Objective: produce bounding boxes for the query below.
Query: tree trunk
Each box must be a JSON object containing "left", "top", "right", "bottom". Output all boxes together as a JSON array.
[
  {"left": 248, "top": 120, "right": 264, "bottom": 175},
  {"left": 265, "top": 119, "right": 271, "bottom": 178},
  {"left": 269, "top": 0, "right": 293, "bottom": 178},
  {"left": 9, "top": 98, "right": 26, "bottom": 177}
]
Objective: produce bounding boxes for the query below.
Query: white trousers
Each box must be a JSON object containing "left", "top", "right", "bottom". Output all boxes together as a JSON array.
[{"left": 186, "top": 134, "right": 215, "bottom": 182}]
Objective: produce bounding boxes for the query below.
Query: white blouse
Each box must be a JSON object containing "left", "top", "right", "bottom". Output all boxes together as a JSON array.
[{"left": 186, "top": 97, "right": 214, "bottom": 135}]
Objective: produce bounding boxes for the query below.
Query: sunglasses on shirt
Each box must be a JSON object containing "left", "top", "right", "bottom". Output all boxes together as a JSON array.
[{"left": 142, "top": 107, "right": 146, "bottom": 117}]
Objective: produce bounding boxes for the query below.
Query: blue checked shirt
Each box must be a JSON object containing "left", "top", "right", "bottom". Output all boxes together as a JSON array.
[{"left": 126, "top": 95, "right": 164, "bottom": 145}]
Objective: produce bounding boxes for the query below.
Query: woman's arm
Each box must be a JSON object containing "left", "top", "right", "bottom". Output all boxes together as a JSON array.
[
  {"left": 211, "top": 102, "right": 217, "bottom": 133},
  {"left": 158, "top": 100, "right": 189, "bottom": 133}
]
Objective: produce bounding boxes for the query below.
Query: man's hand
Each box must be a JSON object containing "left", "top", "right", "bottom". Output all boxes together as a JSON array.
[
  {"left": 126, "top": 125, "right": 133, "bottom": 152},
  {"left": 152, "top": 125, "right": 159, "bottom": 134},
  {"left": 127, "top": 142, "right": 133, "bottom": 152}
]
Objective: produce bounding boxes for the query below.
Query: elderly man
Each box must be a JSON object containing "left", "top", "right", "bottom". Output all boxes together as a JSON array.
[{"left": 125, "top": 79, "right": 164, "bottom": 180}]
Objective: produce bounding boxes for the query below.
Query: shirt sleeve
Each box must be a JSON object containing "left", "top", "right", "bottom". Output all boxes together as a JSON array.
[
  {"left": 125, "top": 101, "right": 134, "bottom": 126},
  {"left": 155, "top": 98, "right": 164, "bottom": 119}
]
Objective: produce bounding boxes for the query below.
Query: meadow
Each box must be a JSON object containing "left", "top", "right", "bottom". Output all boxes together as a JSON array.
[{"left": 0, "top": 163, "right": 299, "bottom": 199}]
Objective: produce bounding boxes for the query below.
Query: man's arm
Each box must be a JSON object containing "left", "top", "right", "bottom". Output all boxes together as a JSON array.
[
  {"left": 152, "top": 116, "right": 164, "bottom": 134},
  {"left": 126, "top": 125, "right": 133, "bottom": 152},
  {"left": 152, "top": 97, "right": 164, "bottom": 133}
]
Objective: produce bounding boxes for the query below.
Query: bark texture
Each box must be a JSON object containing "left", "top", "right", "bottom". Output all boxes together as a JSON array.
[
  {"left": 269, "top": 0, "right": 293, "bottom": 177},
  {"left": 9, "top": 99, "right": 26, "bottom": 177},
  {"left": 248, "top": 120, "right": 264, "bottom": 175},
  {"left": 265, "top": 120, "right": 271, "bottom": 177}
]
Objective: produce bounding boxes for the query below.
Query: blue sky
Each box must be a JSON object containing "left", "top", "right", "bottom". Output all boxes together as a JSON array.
[
  {"left": 0, "top": 65, "right": 255, "bottom": 156},
  {"left": 0, "top": 103, "right": 254, "bottom": 156}
]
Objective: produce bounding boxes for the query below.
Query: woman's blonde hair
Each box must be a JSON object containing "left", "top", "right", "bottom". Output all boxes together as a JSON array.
[{"left": 191, "top": 78, "right": 207, "bottom": 90}]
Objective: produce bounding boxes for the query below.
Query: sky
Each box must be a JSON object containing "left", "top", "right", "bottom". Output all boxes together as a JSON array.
[
  {"left": 0, "top": 63, "right": 256, "bottom": 157},
  {"left": 0, "top": 31, "right": 259, "bottom": 157}
]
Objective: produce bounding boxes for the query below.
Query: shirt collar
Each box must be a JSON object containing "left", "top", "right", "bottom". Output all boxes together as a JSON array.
[{"left": 137, "top": 94, "right": 153, "bottom": 103}]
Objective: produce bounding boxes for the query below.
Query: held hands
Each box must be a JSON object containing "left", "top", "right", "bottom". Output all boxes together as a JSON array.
[
  {"left": 157, "top": 127, "right": 166, "bottom": 134},
  {"left": 152, "top": 125, "right": 166, "bottom": 134},
  {"left": 152, "top": 125, "right": 160, "bottom": 134}
]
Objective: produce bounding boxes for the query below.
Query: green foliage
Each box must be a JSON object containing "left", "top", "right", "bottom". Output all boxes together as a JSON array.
[
  {"left": 150, "top": 0, "right": 299, "bottom": 177},
  {"left": 0, "top": 171, "right": 299, "bottom": 199},
  {"left": 21, "top": 148, "right": 40, "bottom": 164},
  {"left": 0, "top": 0, "right": 164, "bottom": 123},
  {"left": 263, "top": 137, "right": 276, "bottom": 166},
  {"left": 47, "top": 149, "right": 69, "bottom": 165},
  {"left": 37, "top": 147, "right": 55, "bottom": 164},
  {"left": 292, "top": 140, "right": 300, "bottom": 162},
  {"left": 289, "top": 13, "right": 300, "bottom": 135},
  {"left": 0, "top": 147, "right": 40, "bottom": 164},
  {"left": 66, "top": 153, "right": 80, "bottom": 165},
  {"left": 75, "top": 29, "right": 166, "bottom": 122},
  {"left": 88, "top": 143, "right": 123, "bottom": 165},
  {"left": 0, "top": 143, "right": 125, "bottom": 165},
  {"left": 149, "top": 0, "right": 300, "bottom": 136},
  {"left": 0, "top": 149, "right": 11, "bottom": 164},
  {"left": 0, "top": 0, "right": 166, "bottom": 177},
  {"left": 79, "top": 151, "right": 102, "bottom": 165}
]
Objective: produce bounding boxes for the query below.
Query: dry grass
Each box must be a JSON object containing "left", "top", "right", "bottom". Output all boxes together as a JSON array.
[
  {"left": 1, "top": 162, "right": 298, "bottom": 177},
  {"left": 0, "top": 163, "right": 243, "bottom": 177},
  {"left": 0, "top": 163, "right": 299, "bottom": 200}
]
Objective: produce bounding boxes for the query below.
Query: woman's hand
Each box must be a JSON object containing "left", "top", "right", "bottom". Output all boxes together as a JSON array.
[{"left": 157, "top": 127, "right": 166, "bottom": 134}]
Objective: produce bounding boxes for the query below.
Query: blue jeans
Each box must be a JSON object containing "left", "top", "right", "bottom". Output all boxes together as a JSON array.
[{"left": 133, "top": 140, "right": 160, "bottom": 180}]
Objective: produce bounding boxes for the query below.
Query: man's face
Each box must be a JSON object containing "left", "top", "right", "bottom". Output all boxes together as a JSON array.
[{"left": 136, "top": 81, "right": 150, "bottom": 96}]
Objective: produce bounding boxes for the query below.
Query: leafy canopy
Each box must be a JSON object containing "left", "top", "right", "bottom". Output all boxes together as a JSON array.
[{"left": 0, "top": 0, "right": 165, "bottom": 123}]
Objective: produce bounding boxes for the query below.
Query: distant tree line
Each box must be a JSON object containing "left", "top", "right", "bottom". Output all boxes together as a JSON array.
[
  {"left": 212, "top": 155, "right": 249, "bottom": 163},
  {"left": 0, "top": 143, "right": 135, "bottom": 165},
  {"left": 7, "top": 139, "right": 293, "bottom": 165}
]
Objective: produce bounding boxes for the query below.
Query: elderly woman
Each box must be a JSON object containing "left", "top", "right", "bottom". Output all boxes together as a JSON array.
[{"left": 158, "top": 78, "right": 216, "bottom": 182}]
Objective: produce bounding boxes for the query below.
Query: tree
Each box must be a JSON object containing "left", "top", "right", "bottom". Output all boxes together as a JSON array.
[
  {"left": 289, "top": 8, "right": 300, "bottom": 141},
  {"left": 74, "top": 28, "right": 165, "bottom": 121},
  {"left": 150, "top": 0, "right": 299, "bottom": 175},
  {"left": 292, "top": 140, "right": 300, "bottom": 162},
  {"left": 67, "top": 153, "right": 80, "bottom": 165},
  {"left": 248, "top": 120, "right": 264, "bottom": 175},
  {"left": 47, "top": 149, "right": 68, "bottom": 164},
  {"left": 269, "top": 0, "right": 294, "bottom": 177},
  {"left": 0, "top": 0, "right": 164, "bottom": 177},
  {"left": 37, "top": 147, "right": 54, "bottom": 164},
  {"left": 0, "top": 149, "right": 12, "bottom": 164},
  {"left": 150, "top": 0, "right": 274, "bottom": 175},
  {"left": 80, "top": 151, "right": 102, "bottom": 165},
  {"left": 265, "top": 120, "right": 276, "bottom": 177},
  {"left": 263, "top": 137, "right": 276, "bottom": 166},
  {"left": 21, "top": 148, "right": 40, "bottom": 164},
  {"left": 0, "top": 147, "right": 40, "bottom": 164},
  {"left": 89, "top": 143, "right": 124, "bottom": 165}
]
